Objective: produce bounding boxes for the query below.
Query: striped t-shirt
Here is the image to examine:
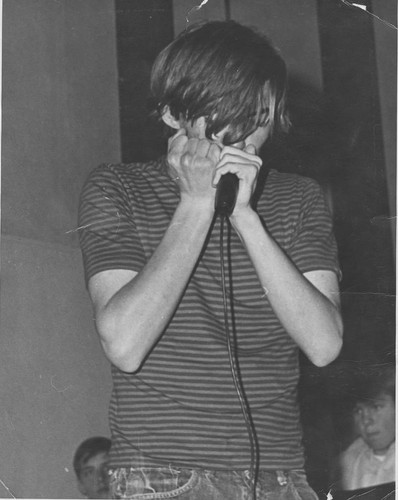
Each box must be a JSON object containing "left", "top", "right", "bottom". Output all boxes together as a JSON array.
[{"left": 78, "top": 157, "right": 340, "bottom": 471}]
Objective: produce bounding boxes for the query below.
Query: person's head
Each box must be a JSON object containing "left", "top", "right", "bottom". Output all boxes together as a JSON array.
[
  {"left": 352, "top": 365, "right": 395, "bottom": 455},
  {"left": 151, "top": 21, "right": 290, "bottom": 151},
  {"left": 73, "top": 437, "right": 111, "bottom": 499}
]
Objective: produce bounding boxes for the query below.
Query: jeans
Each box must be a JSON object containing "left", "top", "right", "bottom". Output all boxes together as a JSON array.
[{"left": 109, "top": 467, "right": 319, "bottom": 500}]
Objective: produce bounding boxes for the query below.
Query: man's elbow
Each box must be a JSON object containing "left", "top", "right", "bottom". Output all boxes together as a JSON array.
[
  {"left": 102, "top": 341, "right": 143, "bottom": 373},
  {"left": 95, "top": 312, "right": 144, "bottom": 373},
  {"left": 311, "top": 332, "right": 343, "bottom": 367}
]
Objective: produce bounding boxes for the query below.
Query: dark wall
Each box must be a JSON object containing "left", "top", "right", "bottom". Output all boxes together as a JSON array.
[
  {"left": 317, "top": 0, "right": 395, "bottom": 361},
  {"left": 115, "top": 0, "right": 174, "bottom": 162},
  {"left": 373, "top": 1, "right": 397, "bottom": 220},
  {"left": 300, "top": 2, "right": 396, "bottom": 493}
]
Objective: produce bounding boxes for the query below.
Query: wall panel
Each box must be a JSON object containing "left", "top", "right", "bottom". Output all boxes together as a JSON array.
[{"left": 1, "top": 1, "right": 119, "bottom": 496}]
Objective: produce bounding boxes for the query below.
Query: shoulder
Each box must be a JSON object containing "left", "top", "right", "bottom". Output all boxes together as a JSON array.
[
  {"left": 261, "top": 170, "right": 327, "bottom": 223},
  {"left": 338, "top": 437, "right": 370, "bottom": 490},
  {"left": 84, "top": 157, "right": 165, "bottom": 186},
  {"left": 79, "top": 157, "right": 167, "bottom": 205},
  {"left": 266, "top": 169, "right": 323, "bottom": 198},
  {"left": 340, "top": 437, "right": 368, "bottom": 463}
]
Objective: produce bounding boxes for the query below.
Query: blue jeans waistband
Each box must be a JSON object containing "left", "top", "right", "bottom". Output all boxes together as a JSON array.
[{"left": 109, "top": 467, "right": 317, "bottom": 499}]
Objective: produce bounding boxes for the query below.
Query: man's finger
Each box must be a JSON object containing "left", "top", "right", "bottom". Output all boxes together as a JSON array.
[
  {"left": 244, "top": 144, "right": 256, "bottom": 155},
  {"left": 220, "top": 145, "right": 261, "bottom": 165},
  {"left": 186, "top": 138, "right": 200, "bottom": 156},
  {"left": 168, "top": 128, "right": 188, "bottom": 153},
  {"left": 208, "top": 143, "right": 222, "bottom": 164},
  {"left": 196, "top": 139, "right": 212, "bottom": 159}
]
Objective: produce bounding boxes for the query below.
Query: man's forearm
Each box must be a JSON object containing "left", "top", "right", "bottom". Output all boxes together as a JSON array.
[
  {"left": 95, "top": 200, "right": 214, "bottom": 372},
  {"left": 231, "top": 208, "right": 343, "bottom": 366}
]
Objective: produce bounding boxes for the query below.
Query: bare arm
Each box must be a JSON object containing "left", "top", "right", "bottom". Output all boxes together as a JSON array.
[
  {"left": 214, "top": 146, "right": 343, "bottom": 366},
  {"left": 231, "top": 209, "right": 342, "bottom": 366},
  {"left": 88, "top": 131, "right": 221, "bottom": 372},
  {"left": 87, "top": 137, "right": 342, "bottom": 371}
]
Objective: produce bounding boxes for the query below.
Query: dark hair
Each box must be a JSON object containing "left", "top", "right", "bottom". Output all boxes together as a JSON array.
[
  {"left": 355, "top": 364, "right": 395, "bottom": 405},
  {"left": 73, "top": 436, "right": 111, "bottom": 478},
  {"left": 151, "top": 21, "right": 290, "bottom": 145}
]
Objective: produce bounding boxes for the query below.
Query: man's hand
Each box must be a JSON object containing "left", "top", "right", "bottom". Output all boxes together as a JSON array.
[
  {"left": 167, "top": 129, "right": 221, "bottom": 208},
  {"left": 213, "top": 144, "right": 262, "bottom": 216}
]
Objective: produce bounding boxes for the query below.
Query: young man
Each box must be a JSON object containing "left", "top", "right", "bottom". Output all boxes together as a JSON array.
[
  {"left": 79, "top": 21, "right": 343, "bottom": 499},
  {"left": 73, "top": 437, "right": 111, "bottom": 499},
  {"left": 338, "top": 366, "right": 395, "bottom": 490}
]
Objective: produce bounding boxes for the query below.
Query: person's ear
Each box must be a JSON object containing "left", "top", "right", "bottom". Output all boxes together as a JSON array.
[{"left": 161, "top": 106, "right": 181, "bottom": 130}]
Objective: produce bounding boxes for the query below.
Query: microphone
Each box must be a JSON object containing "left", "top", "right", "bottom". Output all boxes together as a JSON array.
[{"left": 215, "top": 173, "right": 239, "bottom": 217}]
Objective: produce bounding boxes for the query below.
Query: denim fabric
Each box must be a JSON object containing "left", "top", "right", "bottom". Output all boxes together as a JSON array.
[{"left": 109, "top": 467, "right": 319, "bottom": 500}]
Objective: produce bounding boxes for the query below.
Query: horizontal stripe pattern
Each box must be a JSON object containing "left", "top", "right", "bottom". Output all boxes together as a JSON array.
[{"left": 78, "top": 157, "right": 340, "bottom": 470}]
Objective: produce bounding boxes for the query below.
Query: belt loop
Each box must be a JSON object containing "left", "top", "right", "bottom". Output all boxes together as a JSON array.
[{"left": 276, "top": 470, "right": 288, "bottom": 486}]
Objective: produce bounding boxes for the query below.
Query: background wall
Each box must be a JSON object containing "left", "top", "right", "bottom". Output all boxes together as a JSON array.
[
  {"left": 115, "top": 0, "right": 174, "bottom": 163},
  {"left": 372, "top": 0, "right": 397, "bottom": 227},
  {"left": 1, "top": 1, "right": 119, "bottom": 497},
  {"left": 173, "top": 0, "right": 323, "bottom": 90}
]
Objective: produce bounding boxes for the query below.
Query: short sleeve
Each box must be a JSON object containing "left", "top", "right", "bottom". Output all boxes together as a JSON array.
[
  {"left": 288, "top": 179, "right": 341, "bottom": 279},
  {"left": 78, "top": 164, "right": 146, "bottom": 285}
]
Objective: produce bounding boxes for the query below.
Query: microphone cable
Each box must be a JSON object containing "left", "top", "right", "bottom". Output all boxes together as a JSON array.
[{"left": 219, "top": 213, "right": 259, "bottom": 500}]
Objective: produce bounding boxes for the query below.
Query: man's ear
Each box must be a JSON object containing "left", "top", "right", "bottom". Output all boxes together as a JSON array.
[{"left": 161, "top": 106, "right": 181, "bottom": 129}]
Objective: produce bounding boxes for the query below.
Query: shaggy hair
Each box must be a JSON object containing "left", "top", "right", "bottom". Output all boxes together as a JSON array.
[{"left": 151, "top": 21, "right": 290, "bottom": 145}]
